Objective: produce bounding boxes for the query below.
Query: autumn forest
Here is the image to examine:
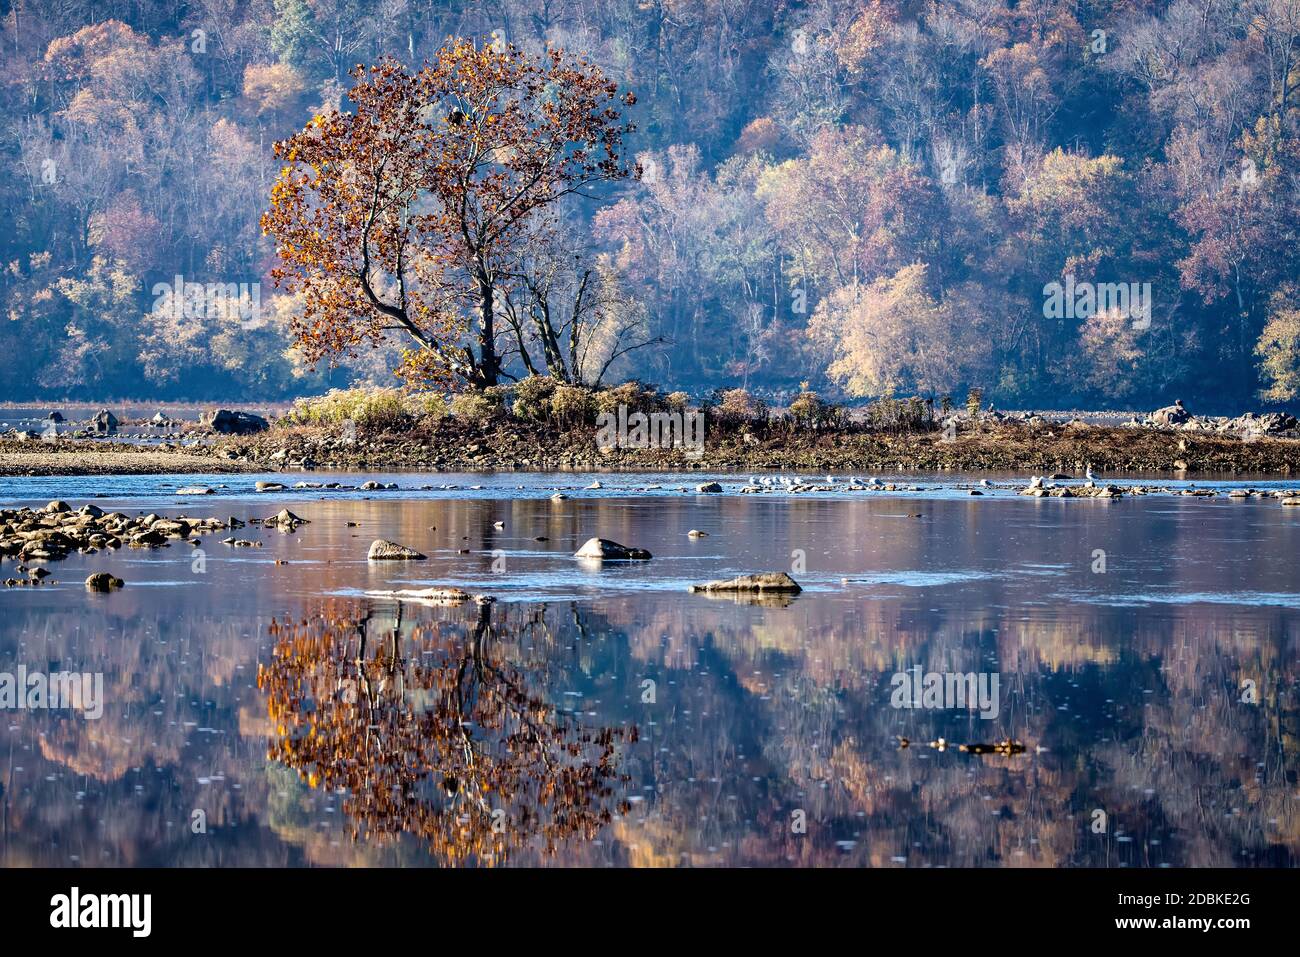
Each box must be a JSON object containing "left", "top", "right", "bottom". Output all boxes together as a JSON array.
[{"left": 5, "top": 0, "right": 1300, "bottom": 413}]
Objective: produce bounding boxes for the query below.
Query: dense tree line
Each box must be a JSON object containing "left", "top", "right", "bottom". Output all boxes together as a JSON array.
[{"left": 2, "top": 1, "right": 1300, "bottom": 412}]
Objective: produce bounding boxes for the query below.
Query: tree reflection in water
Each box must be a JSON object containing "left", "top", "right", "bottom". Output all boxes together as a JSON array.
[{"left": 258, "top": 599, "right": 636, "bottom": 864}]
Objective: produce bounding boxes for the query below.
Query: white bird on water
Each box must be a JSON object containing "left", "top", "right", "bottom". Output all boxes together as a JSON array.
[
  {"left": 1029, "top": 475, "right": 1043, "bottom": 489},
  {"left": 1084, "top": 464, "right": 1097, "bottom": 488},
  {"left": 826, "top": 475, "right": 836, "bottom": 484}
]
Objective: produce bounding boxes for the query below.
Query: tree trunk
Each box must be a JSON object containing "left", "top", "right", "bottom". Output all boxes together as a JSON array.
[{"left": 477, "top": 277, "right": 498, "bottom": 387}]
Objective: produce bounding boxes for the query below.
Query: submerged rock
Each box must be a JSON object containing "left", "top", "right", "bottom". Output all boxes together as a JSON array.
[
  {"left": 367, "top": 539, "right": 427, "bottom": 560},
  {"left": 394, "top": 587, "right": 471, "bottom": 604},
  {"left": 574, "top": 537, "right": 652, "bottom": 560},
  {"left": 696, "top": 482, "right": 723, "bottom": 493},
  {"left": 689, "top": 572, "right": 802, "bottom": 594}
]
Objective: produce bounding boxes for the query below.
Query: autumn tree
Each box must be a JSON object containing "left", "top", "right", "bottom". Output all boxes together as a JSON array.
[
  {"left": 758, "top": 126, "right": 938, "bottom": 290},
  {"left": 262, "top": 39, "right": 637, "bottom": 389},
  {"left": 808, "top": 263, "right": 992, "bottom": 398},
  {"left": 1257, "top": 284, "right": 1300, "bottom": 402}
]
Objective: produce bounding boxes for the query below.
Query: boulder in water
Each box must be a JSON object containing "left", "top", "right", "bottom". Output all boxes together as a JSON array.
[
  {"left": 85, "top": 572, "right": 124, "bottom": 591},
  {"left": 574, "top": 538, "right": 652, "bottom": 560},
  {"left": 367, "top": 539, "right": 427, "bottom": 560},
  {"left": 689, "top": 572, "right": 802, "bottom": 594}
]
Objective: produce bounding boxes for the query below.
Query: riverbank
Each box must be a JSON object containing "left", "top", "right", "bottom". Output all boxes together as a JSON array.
[
  {"left": 203, "top": 417, "right": 1299, "bottom": 476},
  {"left": 4, "top": 418, "right": 1299, "bottom": 477}
]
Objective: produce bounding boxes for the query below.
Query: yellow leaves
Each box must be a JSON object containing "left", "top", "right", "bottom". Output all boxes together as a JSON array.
[{"left": 258, "top": 608, "right": 631, "bottom": 865}]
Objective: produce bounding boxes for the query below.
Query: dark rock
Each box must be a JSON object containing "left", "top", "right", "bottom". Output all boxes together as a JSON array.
[
  {"left": 85, "top": 572, "right": 124, "bottom": 591},
  {"left": 91, "top": 409, "right": 119, "bottom": 434},
  {"left": 201, "top": 408, "right": 269, "bottom": 434},
  {"left": 574, "top": 537, "right": 652, "bottom": 560}
]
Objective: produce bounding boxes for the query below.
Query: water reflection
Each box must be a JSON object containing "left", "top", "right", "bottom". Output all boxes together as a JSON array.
[
  {"left": 259, "top": 600, "right": 633, "bottom": 865},
  {"left": 0, "top": 490, "right": 1296, "bottom": 867}
]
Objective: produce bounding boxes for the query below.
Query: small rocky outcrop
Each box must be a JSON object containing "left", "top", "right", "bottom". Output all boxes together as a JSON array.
[
  {"left": 264, "top": 508, "right": 307, "bottom": 528},
  {"left": 85, "top": 572, "right": 124, "bottom": 591},
  {"left": 689, "top": 572, "right": 802, "bottom": 593}
]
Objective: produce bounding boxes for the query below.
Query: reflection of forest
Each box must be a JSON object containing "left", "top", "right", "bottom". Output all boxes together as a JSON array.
[{"left": 1, "top": 590, "right": 1295, "bottom": 867}]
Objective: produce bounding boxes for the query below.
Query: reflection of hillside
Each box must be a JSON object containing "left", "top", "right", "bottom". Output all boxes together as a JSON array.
[{"left": 575, "top": 591, "right": 1298, "bottom": 867}]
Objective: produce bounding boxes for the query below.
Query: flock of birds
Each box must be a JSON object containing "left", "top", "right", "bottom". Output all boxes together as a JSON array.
[
  {"left": 748, "top": 474, "right": 883, "bottom": 487},
  {"left": 744, "top": 465, "right": 1102, "bottom": 490},
  {"left": 1027, "top": 465, "right": 1099, "bottom": 490}
]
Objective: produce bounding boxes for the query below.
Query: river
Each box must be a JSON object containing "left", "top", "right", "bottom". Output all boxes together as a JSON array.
[{"left": 1, "top": 471, "right": 1296, "bottom": 866}]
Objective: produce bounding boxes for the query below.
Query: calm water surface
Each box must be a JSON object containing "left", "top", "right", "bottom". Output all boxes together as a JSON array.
[{"left": 1, "top": 472, "right": 1297, "bottom": 867}]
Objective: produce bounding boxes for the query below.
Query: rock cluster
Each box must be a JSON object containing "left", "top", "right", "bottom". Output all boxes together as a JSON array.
[{"left": 0, "top": 500, "right": 233, "bottom": 587}]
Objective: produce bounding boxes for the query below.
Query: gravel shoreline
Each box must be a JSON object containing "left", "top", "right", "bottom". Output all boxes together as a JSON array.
[{"left": 0, "top": 442, "right": 255, "bottom": 476}]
